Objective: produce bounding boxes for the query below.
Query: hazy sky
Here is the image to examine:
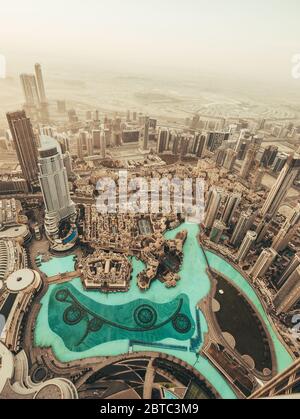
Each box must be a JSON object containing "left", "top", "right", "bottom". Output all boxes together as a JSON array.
[{"left": 1, "top": 0, "right": 300, "bottom": 84}]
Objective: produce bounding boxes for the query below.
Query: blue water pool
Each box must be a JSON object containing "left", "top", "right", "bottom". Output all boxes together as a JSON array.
[{"left": 35, "top": 222, "right": 293, "bottom": 399}]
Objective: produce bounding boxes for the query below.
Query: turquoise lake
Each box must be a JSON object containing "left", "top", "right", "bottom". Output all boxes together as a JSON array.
[{"left": 35, "top": 223, "right": 293, "bottom": 399}]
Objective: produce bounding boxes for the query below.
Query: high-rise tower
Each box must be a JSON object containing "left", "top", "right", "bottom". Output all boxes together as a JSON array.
[
  {"left": 240, "top": 146, "right": 257, "bottom": 179},
  {"left": 34, "top": 63, "right": 47, "bottom": 103},
  {"left": 38, "top": 139, "right": 77, "bottom": 251},
  {"left": 143, "top": 116, "right": 150, "bottom": 151},
  {"left": 100, "top": 130, "right": 106, "bottom": 159},
  {"left": 223, "top": 149, "right": 237, "bottom": 171},
  {"left": 20, "top": 74, "right": 40, "bottom": 108},
  {"left": 204, "top": 188, "right": 223, "bottom": 229},
  {"left": 237, "top": 231, "right": 257, "bottom": 263},
  {"left": 210, "top": 220, "right": 226, "bottom": 244},
  {"left": 6, "top": 111, "right": 39, "bottom": 185},
  {"left": 250, "top": 248, "right": 277, "bottom": 280},
  {"left": 262, "top": 155, "right": 300, "bottom": 217},
  {"left": 230, "top": 211, "right": 253, "bottom": 247},
  {"left": 221, "top": 193, "right": 241, "bottom": 226},
  {"left": 278, "top": 254, "right": 300, "bottom": 288},
  {"left": 274, "top": 266, "right": 300, "bottom": 314},
  {"left": 38, "top": 142, "right": 76, "bottom": 222}
]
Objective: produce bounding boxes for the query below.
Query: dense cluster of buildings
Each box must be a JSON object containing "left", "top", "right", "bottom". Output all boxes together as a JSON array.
[
  {"left": 79, "top": 250, "right": 132, "bottom": 293},
  {"left": 138, "top": 230, "right": 187, "bottom": 290},
  {"left": 3, "top": 92, "right": 300, "bottom": 317},
  {"left": 1, "top": 63, "right": 300, "bottom": 399},
  {"left": 200, "top": 153, "right": 300, "bottom": 316}
]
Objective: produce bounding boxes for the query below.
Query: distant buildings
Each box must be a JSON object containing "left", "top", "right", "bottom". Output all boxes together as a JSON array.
[
  {"left": 20, "top": 74, "right": 40, "bottom": 110},
  {"left": 157, "top": 129, "right": 208, "bottom": 159},
  {"left": 34, "top": 64, "right": 47, "bottom": 103},
  {"left": 92, "top": 130, "right": 101, "bottom": 153},
  {"left": 261, "top": 145, "right": 278, "bottom": 168},
  {"left": 143, "top": 116, "right": 150, "bottom": 151},
  {"left": 206, "top": 131, "right": 230, "bottom": 153},
  {"left": 223, "top": 149, "right": 237, "bottom": 171},
  {"left": 100, "top": 130, "right": 106, "bottom": 159},
  {"left": 240, "top": 146, "right": 257, "bottom": 179},
  {"left": 122, "top": 129, "right": 140, "bottom": 144},
  {"left": 35, "top": 63, "right": 49, "bottom": 121},
  {"left": 20, "top": 64, "right": 49, "bottom": 122},
  {"left": 57, "top": 100, "right": 66, "bottom": 114},
  {"left": 157, "top": 128, "right": 169, "bottom": 154}
]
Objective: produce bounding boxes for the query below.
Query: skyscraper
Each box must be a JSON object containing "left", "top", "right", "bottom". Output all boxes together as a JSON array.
[
  {"left": 256, "top": 215, "right": 272, "bottom": 243},
  {"left": 223, "top": 149, "right": 237, "bottom": 171},
  {"left": 100, "top": 130, "right": 106, "bottom": 159},
  {"left": 278, "top": 254, "right": 300, "bottom": 288},
  {"left": 221, "top": 193, "right": 241, "bottom": 226},
  {"left": 78, "top": 130, "right": 89, "bottom": 157},
  {"left": 240, "top": 146, "right": 257, "bottom": 179},
  {"left": 92, "top": 130, "right": 101, "bottom": 151},
  {"left": 237, "top": 231, "right": 257, "bottom": 263},
  {"left": 143, "top": 116, "right": 150, "bottom": 151},
  {"left": 262, "top": 155, "right": 300, "bottom": 217},
  {"left": 230, "top": 211, "right": 253, "bottom": 247},
  {"left": 87, "top": 135, "right": 94, "bottom": 157},
  {"left": 20, "top": 64, "right": 49, "bottom": 122},
  {"left": 204, "top": 188, "right": 223, "bottom": 229},
  {"left": 215, "top": 147, "right": 227, "bottom": 167},
  {"left": 157, "top": 129, "right": 169, "bottom": 154},
  {"left": 252, "top": 168, "right": 265, "bottom": 190},
  {"left": 272, "top": 220, "right": 293, "bottom": 252},
  {"left": 6, "top": 111, "right": 39, "bottom": 185},
  {"left": 77, "top": 135, "right": 84, "bottom": 160},
  {"left": 289, "top": 203, "right": 300, "bottom": 226},
  {"left": 38, "top": 143, "right": 76, "bottom": 235},
  {"left": 235, "top": 129, "right": 251, "bottom": 153},
  {"left": 210, "top": 220, "right": 226, "bottom": 244},
  {"left": 271, "top": 205, "right": 300, "bottom": 253},
  {"left": 250, "top": 248, "right": 277, "bottom": 280},
  {"left": 34, "top": 63, "right": 47, "bottom": 103},
  {"left": 273, "top": 266, "right": 300, "bottom": 314},
  {"left": 206, "top": 131, "right": 230, "bottom": 152},
  {"left": 261, "top": 145, "right": 278, "bottom": 168},
  {"left": 20, "top": 74, "right": 40, "bottom": 108},
  {"left": 194, "top": 133, "right": 207, "bottom": 158}
]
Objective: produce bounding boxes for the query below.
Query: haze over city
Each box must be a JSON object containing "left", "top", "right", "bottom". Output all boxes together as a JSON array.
[{"left": 1, "top": 0, "right": 300, "bottom": 83}]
